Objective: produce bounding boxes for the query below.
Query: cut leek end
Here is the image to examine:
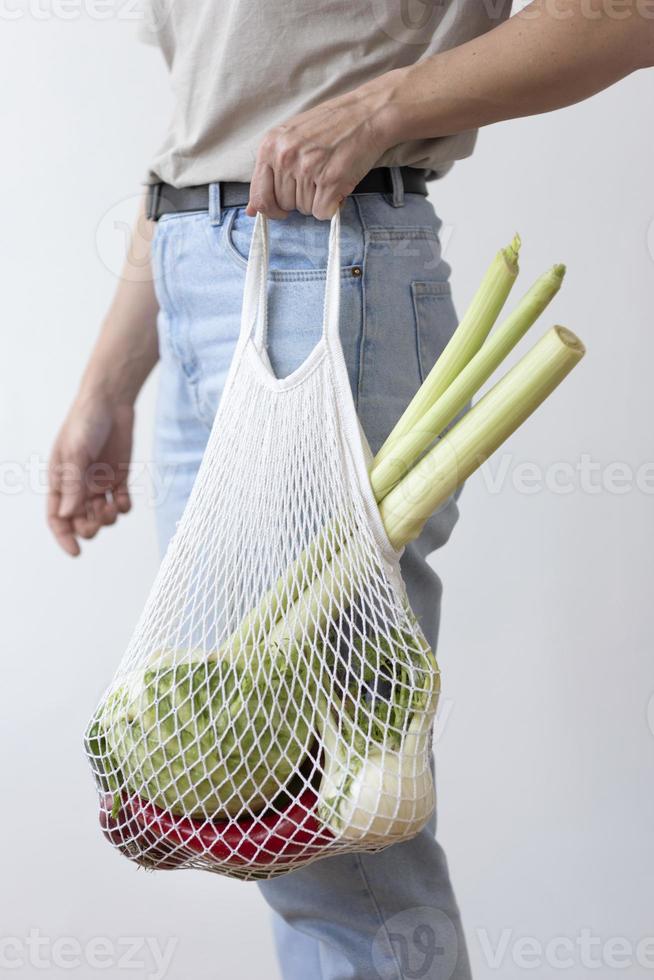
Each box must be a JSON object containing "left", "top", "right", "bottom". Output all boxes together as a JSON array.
[
  {"left": 502, "top": 233, "right": 522, "bottom": 271},
  {"left": 554, "top": 324, "right": 585, "bottom": 357}
]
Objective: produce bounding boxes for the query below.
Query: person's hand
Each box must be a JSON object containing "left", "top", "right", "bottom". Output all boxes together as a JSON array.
[
  {"left": 246, "top": 72, "right": 401, "bottom": 221},
  {"left": 48, "top": 394, "right": 134, "bottom": 556}
]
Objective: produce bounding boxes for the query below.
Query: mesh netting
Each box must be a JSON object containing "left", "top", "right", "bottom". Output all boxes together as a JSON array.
[{"left": 85, "top": 212, "right": 440, "bottom": 880}]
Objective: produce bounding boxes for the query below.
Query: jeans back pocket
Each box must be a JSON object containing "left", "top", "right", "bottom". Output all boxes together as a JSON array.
[{"left": 411, "top": 280, "right": 458, "bottom": 383}]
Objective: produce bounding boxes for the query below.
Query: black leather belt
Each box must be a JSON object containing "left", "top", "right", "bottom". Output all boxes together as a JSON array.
[{"left": 146, "top": 167, "right": 428, "bottom": 221}]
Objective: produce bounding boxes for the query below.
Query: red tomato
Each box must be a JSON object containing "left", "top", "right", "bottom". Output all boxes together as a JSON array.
[
  {"left": 98, "top": 793, "right": 186, "bottom": 870},
  {"left": 130, "top": 791, "right": 333, "bottom": 871}
]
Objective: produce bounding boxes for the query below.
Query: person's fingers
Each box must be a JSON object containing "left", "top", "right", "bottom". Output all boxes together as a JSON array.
[
  {"left": 246, "top": 163, "right": 288, "bottom": 219},
  {"left": 111, "top": 473, "right": 131, "bottom": 514},
  {"left": 296, "top": 174, "right": 317, "bottom": 217},
  {"left": 90, "top": 494, "right": 118, "bottom": 528},
  {"left": 47, "top": 486, "right": 80, "bottom": 557},
  {"left": 72, "top": 510, "right": 102, "bottom": 540},
  {"left": 102, "top": 500, "right": 119, "bottom": 526},
  {"left": 273, "top": 170, "right": 298, "bottom": 214},
  {"left": 49, "top": 515, "right": 81, "bottom": 556},
  {"left": 115, "top": 489, "right": 131, "bottom": 514},
  {"left": 55, "top": 449, "right": 90, "bottom": 519},
  {"left": 312, "top": 156, "right": 356, "bottom": 220},
  {"left": 47, "top": 482, "right": 120, "bottom": 554},
  {"left": 312, "top": 182, "right": 348, "bottom": 221}
]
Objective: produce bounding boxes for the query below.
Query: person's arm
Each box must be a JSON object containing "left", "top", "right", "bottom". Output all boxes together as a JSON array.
[
  {"left": 247, "top": 0, "right": 654, "bottom": 220},
  {"left": 48, "top": 200, "right": 159, "bottom": 556}
]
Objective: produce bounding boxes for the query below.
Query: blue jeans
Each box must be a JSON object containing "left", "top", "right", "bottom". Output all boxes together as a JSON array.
[{"left": 151, "top": 190, "right": 471, "bottom": 980}]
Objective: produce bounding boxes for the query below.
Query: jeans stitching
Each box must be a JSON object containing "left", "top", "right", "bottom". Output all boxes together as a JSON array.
[
  {"left": 157, "top": 221, "right": 217, "bottom": 429},
  {"left": 410, "top": 282, "right": 426, "bottom": 385},
  {"left": 352, "top": 195, "right": 366, "bottom": 412},
  {"left": 157, "top": 210, "right": 209, "bottom": 224},
  {"left": 154, "top": 226, "right": 197, "bottom": 379},
  {"left": 412, "top": 281, "right": 452, "bottom": 296},
  {"left": 411, "top": 282, "right": 456, "bottom": 385},
  {"left": 366, "top": 228, "right": 440, "bottom": 242},
  {"left": 267, "top": 268, "right": 361, "bottom": 282},
  {"left": 354, "top": 854, "right": 407, "bottom": 980}
]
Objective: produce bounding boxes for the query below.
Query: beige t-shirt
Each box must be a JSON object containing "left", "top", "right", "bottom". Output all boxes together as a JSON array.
[{"left": 140, "top": 0, "right": 511, "bottom": 187}]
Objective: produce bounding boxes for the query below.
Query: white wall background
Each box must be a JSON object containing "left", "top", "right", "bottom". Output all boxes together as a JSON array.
[{"left": 1, "top": 7, "right": 653, "bottom": 980}]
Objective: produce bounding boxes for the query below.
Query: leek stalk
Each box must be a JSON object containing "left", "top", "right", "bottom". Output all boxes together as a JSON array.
[
  {"left": 222, "top": 526, "right": 337, "bottom": 655},
  {"left": 379, "top": 326, "right": 585, "bottom": 549}
]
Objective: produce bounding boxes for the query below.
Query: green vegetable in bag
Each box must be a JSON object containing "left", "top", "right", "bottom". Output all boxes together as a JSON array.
[
  {"left": 89, "top": 643, "right": 317, "bottom": 820},
  {"left": 316, "top": 627, "right": 440, "bottom": 841}
]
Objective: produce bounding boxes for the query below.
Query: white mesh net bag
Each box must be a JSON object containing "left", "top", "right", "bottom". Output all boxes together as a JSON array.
[{"left": 85, "top": 211, "right": 440, "bottom": 880}]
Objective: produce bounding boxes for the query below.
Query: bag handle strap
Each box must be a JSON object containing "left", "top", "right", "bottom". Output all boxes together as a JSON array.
[
  {"left": 238, "top": 211, "right": 270, "bottom": 352},
  {"left": 321, "top": 208, "right": 342, "bottom": 348},
  {"left": 238, "top": 209, "right": 342, "bottom": 352}
]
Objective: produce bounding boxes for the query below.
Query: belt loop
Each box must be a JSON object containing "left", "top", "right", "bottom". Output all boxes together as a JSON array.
[
  {"left": 208, "top": 182, "right": 223, "bottom": 225},
  {"left": 389, "top": 166, "right": 405, "bottom": 208},
  {"left": 146, "top": 182, "right": 162, "bottom": 222}
]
